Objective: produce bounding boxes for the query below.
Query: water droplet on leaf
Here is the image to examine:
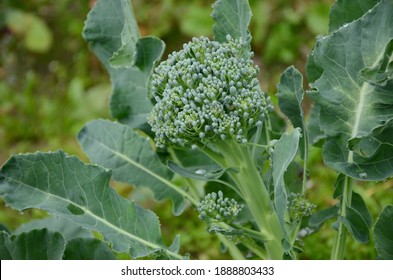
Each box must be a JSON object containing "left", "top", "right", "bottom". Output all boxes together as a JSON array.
[{"left": 359, "top": 172, "right": 368, "bottom": 179}]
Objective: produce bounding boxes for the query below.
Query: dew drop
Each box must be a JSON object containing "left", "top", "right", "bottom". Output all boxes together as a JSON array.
[
  {"left": 359, "top": 172, "right": 368, "bottom": 179},
  {"left": 195, "top": 169, "right": 207, "bottom": 175}
]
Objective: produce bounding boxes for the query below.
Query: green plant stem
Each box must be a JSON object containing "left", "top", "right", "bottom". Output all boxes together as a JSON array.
[
  {"left": 331, "top": 175, "right": 353, "bottom": 260},
  {"left": 205, "top": 139, "right": 284, "bottom": 260},
  {"left": 264, "top": 116, "right": 272, "bottom": 144},
  {"left": 229, "top": 223, "right": 269, "bottom": 241},
  {"left": 301, "top": 129, "right": 308, "bottom": 194}
]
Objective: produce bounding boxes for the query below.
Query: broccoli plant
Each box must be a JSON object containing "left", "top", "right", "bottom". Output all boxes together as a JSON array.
[{"left": 0, "top": 0, "right": 392, "bottom": 260}]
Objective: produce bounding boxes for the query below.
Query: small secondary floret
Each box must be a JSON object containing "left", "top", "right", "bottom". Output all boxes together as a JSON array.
[
  {"left": 197, "top": 191, "right": 244, "bottom": 223},
  {"left": 148, "top": 35, "right": 272, "bottom": 148},
  {"left": 287, "top": 193, "right": 316, "bottom": 221}
]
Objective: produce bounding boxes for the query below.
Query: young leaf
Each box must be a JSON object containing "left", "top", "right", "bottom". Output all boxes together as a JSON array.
[
  {"left": 309, "top": 206, "right": 339, "bottom": 228},
  {"left": 277, "top": 66, "right": 308, "bottom": 158},
  {"left": 82, "top": 0, "right": 134, "bottom": 69},
  {"left": 82, "top": 0, "right": 164, "bottom": 128},
  {"left": 348, "top": 119, "right": 393, "bottom": 160},
  {"left": 78, "top": 119, "right": 187, "bottom": 215},
  {"left": 329, "top": 0, "right": 380, "bottom": 32},
  {"left": 108, "top": 0, "right": 140, "bottom": 68},
  {"left": 340, "top": 207, "right": 370, "bottom": 244},
  {"left": 212, "top": 0, "right": 251, "bottom": 44},
  {"left": 351, "top": 192, "right": 373, "bottom": 229},
  {"left": 308, "top": 0, "right": 393, "bottom": 180},
  {"left": 0, "top": 151, "right": 182, "bottom": 259},
  {"left": 360, "top": 39, "right": 393, "bottom": 86},
  {"left": 272, "top": 128, "right": 301, "bottom": 241},
  {"left": 333, "top": 173, "right": 346, "bottom": 199},
  {"left": 0, "top": 229, "right": 65, "bottom": 260},
  {"left": 307, "top": 105, "right": 325, "bottom": 147},
  {"left": 63, "top": 238, "right": 116, "bottom": 260},
  {"left": 134, "top": 37, "right": 166, "bottom": 76},
  {"left": 374, "top": 205, "right": 393, "bottom": 260},
  {"left": 14, "top": 216, "right": 93, "bottom": 241}
]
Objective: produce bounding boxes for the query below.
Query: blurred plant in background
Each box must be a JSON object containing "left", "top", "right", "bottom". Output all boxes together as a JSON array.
[{"left": 1, "top": 0, "right": 391, "bottom": 259}]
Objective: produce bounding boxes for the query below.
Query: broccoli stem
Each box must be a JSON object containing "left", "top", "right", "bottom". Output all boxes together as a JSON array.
[
  {"left": 331, "top": 175, "right": 352, "bottom": 260},
  {"left": 202, "top": 139, "right": 284, "bottom": 259}
]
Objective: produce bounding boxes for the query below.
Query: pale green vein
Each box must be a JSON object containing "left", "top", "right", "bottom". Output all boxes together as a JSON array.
[{"left": 87, "top": 136, "right": 198, "bottom": 205}]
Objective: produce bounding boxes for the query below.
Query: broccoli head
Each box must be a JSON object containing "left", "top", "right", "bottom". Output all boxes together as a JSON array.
[{"left": 148, "top": 35, "right": 272, "bottom": 148}]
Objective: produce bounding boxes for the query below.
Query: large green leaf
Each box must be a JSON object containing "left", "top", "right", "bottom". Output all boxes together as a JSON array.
[
  {"left": 277, "top": 66, "right": 307, "bottom": 158},
  {"left": 82, "top": 0, "right": 164, "bottom": 127},
  {"left": 78, "top": 119, "right": 187, "bottom": 215},
  {"left": 0, "top": 151, "right": 182, "bottom": 259},
  {"left": 307, "top": 0, "right": 380, "bottom": 83},
  {"left": 212, "top": 0, "right": 251, "bottom": 44},
  {"left": 329, "top": 0, "right": 380, "bottom": 32},
  {"left": 272, "top": 128, "right": 301, "bottom": 244},
  {"left": 0, "top": 229, "right": 65, "bottom": 260},
  {"left": 63, "top": 238, "right": 116, "bottom": 260},
  {"left": 374, "top": 205, "right": 393, "bottom": 260},
  {"left": 308, "top": 0, "right": 393, "bottom": 180}
]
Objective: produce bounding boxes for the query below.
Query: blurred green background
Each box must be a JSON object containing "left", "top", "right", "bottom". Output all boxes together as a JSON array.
[{"left": 0, "top": 0, "right": 392, "bottom": 259}]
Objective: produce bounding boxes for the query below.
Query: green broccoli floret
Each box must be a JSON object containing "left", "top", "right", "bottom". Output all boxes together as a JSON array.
[
  {"left": 148, "top": 35, "right": 272, "bottom": 148},
  {"left": 287, "top": 193, "right": 316, "bottom": 221},
  {"left": 197, "top": 191, "right": 244, "bottom": 223}
]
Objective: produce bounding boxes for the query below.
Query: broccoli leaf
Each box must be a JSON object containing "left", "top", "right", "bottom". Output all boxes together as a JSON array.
[
  {"left": 272, "top": 128, "right": 301, "bottom": 247},
  {"left": 0, "top": 151, "right": 182, "bottom": 259},
  {"left": 277, "top": 66, "right": 308, "bottom": 159},
  {"left": 374, "top": 205, "right": 393, "bottom": 260},
  {"left": 108, "top": 0, "right": 140, "bottom": 68},
  {"left": 309, "top": 206, "right": 339, "bottom": 228},
  {"left": 340, "top": 207, "right": 370, "bottom": 244},
  {"left": 78, "top": 119, "right": 186, "bottom": 215},
  {"left": 307, "top": 0, "right": 380, "bottom": 84},
  {"left": 307, "top": 104, "right": 325, "bottom": 147},
  {"left": 308, "top": 0, "right": 393, "bottom": 180},
  {"left": 0, "top": 229, "right": 65, "bottom": 260},
  {"left": 82, "top": 0, "right": 164, "bottom": 128},
  {"left": 351, "top": 192, "right": 373, "bottom": 229},
  {"left": 212, "top": 0, "right": 251, "bottom": 45}
]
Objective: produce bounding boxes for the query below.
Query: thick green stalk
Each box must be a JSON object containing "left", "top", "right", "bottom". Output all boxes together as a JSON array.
[
  {"left": 206, "top": 139, "right": 284, "bottom": 259},
  {"left": 331, "top": 175, "right": 353, "bottom": 259}
]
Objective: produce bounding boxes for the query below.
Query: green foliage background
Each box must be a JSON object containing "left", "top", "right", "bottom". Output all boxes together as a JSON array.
[{"left": 0, "top": 0, "right": 391, "bottom": 259}]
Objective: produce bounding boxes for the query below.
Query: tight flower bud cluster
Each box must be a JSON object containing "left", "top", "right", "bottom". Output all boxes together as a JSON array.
[
  {"left": 148, "top": 35, "right": 272, "bottom": 148},
  {"left": 287, "top": 193, "right": 316, "bottom": 221},
  {"left": 197, "top": 191, "right": 244, "bottom": 223}
]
